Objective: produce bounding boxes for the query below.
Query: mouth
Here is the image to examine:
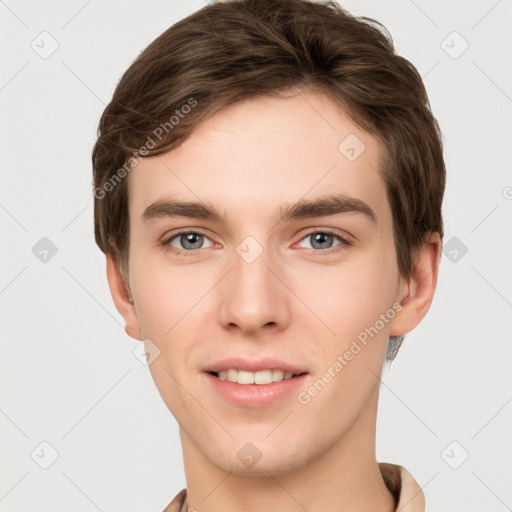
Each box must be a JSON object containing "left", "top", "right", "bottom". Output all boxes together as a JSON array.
[
  {"left": 204, "top": 368, "right": 309, "bottom": 407},
  {"left": 203, "top": 358, "right": 309, "bottom": 406},
  {"left": 207, "top": 369, "right": 308, "bottom": 385}
]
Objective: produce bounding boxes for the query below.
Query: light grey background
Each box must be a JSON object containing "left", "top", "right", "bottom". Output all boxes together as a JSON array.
[{"left": 1, "top": 0, "right": 511, "bottom": 510}]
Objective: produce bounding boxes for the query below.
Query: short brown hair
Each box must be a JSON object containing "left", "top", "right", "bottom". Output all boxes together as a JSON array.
[{"left": 92, "top": 0, "right": 445, "bottom": 360}]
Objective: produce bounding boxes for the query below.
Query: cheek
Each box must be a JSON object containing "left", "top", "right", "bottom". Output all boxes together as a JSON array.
[
  {"left": 291, "top": 251, "right": 398, "bottom": 341},
  {"left": 292, "top": 259, "right": 396, "bottom": 427},
  {"left": 128, "top": 251, "right": 187, "bottom": 338},
  {"left": 130, "top": 258, "right": 199, "bottom": 412},
  {"left": 128, "top": 253, "right": 215, "bottom": 388}
]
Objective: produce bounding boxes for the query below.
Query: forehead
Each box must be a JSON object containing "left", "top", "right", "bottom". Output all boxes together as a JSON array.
[{"left": 128, "top": 90, "right": 391, "bottom": 229}]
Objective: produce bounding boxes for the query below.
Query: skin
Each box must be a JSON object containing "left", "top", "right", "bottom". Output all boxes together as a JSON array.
[{"left": 106, "top": 89, "right": 441, "bottom": 512}]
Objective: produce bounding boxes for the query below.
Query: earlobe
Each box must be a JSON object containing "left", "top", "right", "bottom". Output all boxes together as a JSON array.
[
  {"left": 105, "top": 254, "right": 142, "bottom": 341},
  {"left": 389, "top": 232, "right": 442, "bottom": 337}
]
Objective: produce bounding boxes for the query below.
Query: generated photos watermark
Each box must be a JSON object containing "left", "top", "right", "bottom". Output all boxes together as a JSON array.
[
  {"left": 94, "top": 97, "right": 197, "bottom": 200},
  {"left": 297, "top": 301, "right": 402, "bottom": 405}
]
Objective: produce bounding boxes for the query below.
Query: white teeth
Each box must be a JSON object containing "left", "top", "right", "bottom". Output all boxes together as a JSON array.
[
  {"left": 271, "top": 369, "right": 284, "bottom": 382},
  {"left": 215, "top": 369, "right": 299, "bottom": 385},
  {"left": 237, "top": 370, "right": 255, "bottom": 385},
  {"left": 255, "top": 370, "right": 272, "bottom": 384}
]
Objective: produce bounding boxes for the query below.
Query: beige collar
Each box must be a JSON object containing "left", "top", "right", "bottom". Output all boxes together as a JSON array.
[{"left": 379, "top": 462, "right": 425, "bottom": 511}]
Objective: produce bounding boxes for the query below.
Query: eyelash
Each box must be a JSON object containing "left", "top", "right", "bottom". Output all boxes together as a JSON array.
[{"left": 162, "top": 228, "right": 353, "bottom": 256}]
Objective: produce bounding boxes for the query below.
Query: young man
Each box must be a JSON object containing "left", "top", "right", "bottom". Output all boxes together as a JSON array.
[{"left": 92, "top": 1, "right": 445, "bottom": 510}]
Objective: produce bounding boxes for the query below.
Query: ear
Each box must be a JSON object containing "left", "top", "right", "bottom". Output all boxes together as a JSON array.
[
  {"left": 389, "top": 232, "right": 442, "bottom": 337},
  {"left": 106, "top": 254, "right": 142, "bottom": 341}
]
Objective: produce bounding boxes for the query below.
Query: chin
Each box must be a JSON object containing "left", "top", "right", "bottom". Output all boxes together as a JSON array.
[{"left": 210, "top": 443, "right": 314, "bottom": 477}]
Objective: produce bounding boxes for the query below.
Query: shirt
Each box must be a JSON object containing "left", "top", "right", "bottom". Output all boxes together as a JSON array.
[{"left": 162, "top": 462, "right": 425, "bottom": 511}]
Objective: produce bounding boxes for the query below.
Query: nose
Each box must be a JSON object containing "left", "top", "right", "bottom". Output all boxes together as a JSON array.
[{"left": 217, "top": 242, "right": 291, "bottom": 335}]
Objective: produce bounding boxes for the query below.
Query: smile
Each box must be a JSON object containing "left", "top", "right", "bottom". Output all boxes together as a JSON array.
[
  {"left": 211, "top": 369, "right": 304, "bottom": 385},
  {"left": 205, "top": 371, "right": 308, "bottom": 407}
]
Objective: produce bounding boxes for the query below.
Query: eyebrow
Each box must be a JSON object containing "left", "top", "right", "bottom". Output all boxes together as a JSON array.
[{"left": 141, "top": 193, "right": 377, "bottom": 226}]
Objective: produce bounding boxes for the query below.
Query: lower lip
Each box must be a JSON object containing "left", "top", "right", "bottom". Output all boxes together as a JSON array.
[{"left": 205, "top": 372, "right": 308, "bottom": 407}]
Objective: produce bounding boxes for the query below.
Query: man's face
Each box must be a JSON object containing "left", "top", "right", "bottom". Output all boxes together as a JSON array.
[{"left": 124, "top": 90, "right": 406, "bottom": 475}]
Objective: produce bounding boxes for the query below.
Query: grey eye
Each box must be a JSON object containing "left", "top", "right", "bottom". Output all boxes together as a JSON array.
[
  {"left": 298, "top": 232, "right": 343, "bottom": 250},
  {"left": 168, "top": 232, "right": 213, "bottom": 251}
]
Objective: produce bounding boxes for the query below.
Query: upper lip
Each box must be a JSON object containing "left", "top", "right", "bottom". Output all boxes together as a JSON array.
[{"left": 203, "top": 357, "right": 308, "bottom": 374}]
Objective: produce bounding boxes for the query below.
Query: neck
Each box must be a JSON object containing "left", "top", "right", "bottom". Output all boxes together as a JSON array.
[{"left": 179, "top": 387, "right": 396, "bottom": 512}]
